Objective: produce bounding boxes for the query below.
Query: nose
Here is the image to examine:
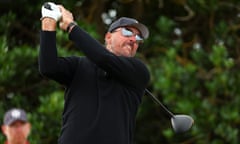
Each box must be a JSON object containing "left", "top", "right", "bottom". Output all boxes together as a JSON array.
[{"left": 128, "top": 35, "right": 138, "bottom": 43}]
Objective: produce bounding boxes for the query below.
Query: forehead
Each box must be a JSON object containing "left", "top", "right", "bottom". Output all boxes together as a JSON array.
[{"left": 9, "top": 120, "right": 27, "bottom": 127}]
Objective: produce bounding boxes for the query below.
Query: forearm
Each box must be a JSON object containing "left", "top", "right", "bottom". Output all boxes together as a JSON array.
[
  {"left": 39, "top": 31, "right": 58, "bottom": 76},
  {"left": 69, "top": 26, "right": 110, "bottom": 63},
  {"left": 40, "top": 18, "right": 58, "bottom": 75}
]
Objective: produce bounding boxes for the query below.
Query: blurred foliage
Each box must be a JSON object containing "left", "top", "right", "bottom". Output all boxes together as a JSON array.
[{"left": 1, "top": 0, "right": 240, "bottom": 143}]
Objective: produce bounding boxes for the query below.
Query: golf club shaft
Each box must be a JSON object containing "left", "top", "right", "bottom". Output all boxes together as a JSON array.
[{"left": 145, "top": 89, "right": 174, "bottom": 118}]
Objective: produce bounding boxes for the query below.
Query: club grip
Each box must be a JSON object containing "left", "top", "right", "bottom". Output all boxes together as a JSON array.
[{"left": 43, "top": 2, "right": 52, "bottom": 10}]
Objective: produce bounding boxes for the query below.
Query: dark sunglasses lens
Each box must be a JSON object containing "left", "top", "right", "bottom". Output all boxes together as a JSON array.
[
  {"left": 122, "top": 28, "right": 144, "bottom": 43},
  {"left": 136, "top": 35, "right": 143, "bottom": 42},
  {"left": 122, "top": 28, "right": 133, "bottom": 37}
]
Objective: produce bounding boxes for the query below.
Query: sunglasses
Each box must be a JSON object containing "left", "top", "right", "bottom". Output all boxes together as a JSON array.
[{"left": 113, "top": 27, "right": 144, "bottom": 44}]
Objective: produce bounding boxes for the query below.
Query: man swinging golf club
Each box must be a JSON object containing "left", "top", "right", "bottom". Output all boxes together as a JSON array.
[
  {"left": 40, "top": 2, "right": 150, "bottom": 144},
  {"left": 39, "top": 2, "right": 193, "bottom": 144}
]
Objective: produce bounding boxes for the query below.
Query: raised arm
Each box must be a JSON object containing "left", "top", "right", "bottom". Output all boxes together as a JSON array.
[{"left": 39, "top": 3, "right": 78, "bottom": 85}]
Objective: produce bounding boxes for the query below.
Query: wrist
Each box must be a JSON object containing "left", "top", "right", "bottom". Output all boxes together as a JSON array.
[
  {"left": 67, "top": 21, "right": 77, "bottom": 33},
  {"left": 41, "top": 18, "right": 57, "bottom": 31}
]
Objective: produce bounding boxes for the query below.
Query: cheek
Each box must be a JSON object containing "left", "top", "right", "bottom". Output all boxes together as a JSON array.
[
  {"left": 133, "top": 45, "right": 138, "bottom": 51},
  {"left": 24, "top": 127, "right": 30, "bottom": 135},
  {"left": 6, "top": 129, "right": 17, "bottom": 137},
  {"left": 111, "top": 37, "right": 122, "bottom": 48},
  {"left": 131, "top": 44, "right": 138, "bottom": 52}
]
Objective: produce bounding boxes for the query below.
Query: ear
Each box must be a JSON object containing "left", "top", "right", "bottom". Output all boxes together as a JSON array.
[
  {"left": 1, "top": 125, "right": 7, "bottom": 136},
  {"left": 25, "top": 123, "right": 31, "bottom": 136},
  {"left": 105, "top": 32, "right": 112, "bottom": 45}
]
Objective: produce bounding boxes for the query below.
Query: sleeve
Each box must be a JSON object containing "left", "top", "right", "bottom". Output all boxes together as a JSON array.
[
  {"left": 39, "top": 31, "right": 79, "bottom": 86},
  {"left": 69, "top": 26, "right": 150, "bottom": 89}
]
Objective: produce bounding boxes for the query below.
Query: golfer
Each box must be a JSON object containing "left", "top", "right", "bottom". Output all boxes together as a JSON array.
[{"left": 39, "top": 2, "right": 150, "bottom": 144}]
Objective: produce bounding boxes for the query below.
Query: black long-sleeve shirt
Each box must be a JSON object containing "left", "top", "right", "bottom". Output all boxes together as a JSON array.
[{"left": 39, "top": 26, "right": 150, "bottom": 144}]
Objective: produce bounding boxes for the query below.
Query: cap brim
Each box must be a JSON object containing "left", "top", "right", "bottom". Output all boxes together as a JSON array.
[{"left": 6, "top": 118, "right": 28, "bottom": 125}]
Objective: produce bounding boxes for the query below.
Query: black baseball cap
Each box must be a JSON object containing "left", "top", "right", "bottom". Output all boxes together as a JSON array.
[
  {"left": 108, "top": 17, "right": 149, "bottom": 39},
  {"left": 3, "top": 108, "right": 28, "bottom": 125}
]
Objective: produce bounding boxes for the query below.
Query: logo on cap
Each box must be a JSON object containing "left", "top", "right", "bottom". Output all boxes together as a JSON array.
[{"left": 11, "top": 109, "right": 21, "bottom": 118}]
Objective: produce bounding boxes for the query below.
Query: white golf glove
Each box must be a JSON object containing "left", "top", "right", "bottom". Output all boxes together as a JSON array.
[{"left": 41, "top": 2, "right": 62, "bottom": 21}]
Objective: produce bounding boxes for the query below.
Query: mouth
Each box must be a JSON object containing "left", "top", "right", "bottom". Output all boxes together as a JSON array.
[
  {"left": 125, "top": 44, "right": 132, "bottom": 51},
  {"left": 124, "top": 42, "right": 134, "bottom": 51},
  {"left": 121, "top": 42, "right": 135, "bottom": 57}
]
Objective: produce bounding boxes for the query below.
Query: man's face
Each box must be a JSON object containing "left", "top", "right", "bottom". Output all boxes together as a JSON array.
[
  {"left": 1, "top": 120, "right": 31, "bottom": 143},
  {"left": 105, "top": 26, "right": 143, "bottom": 57}
]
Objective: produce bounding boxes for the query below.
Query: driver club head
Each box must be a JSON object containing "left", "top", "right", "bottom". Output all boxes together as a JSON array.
[{"left": 171, "top": 115, "right": 194, "bottom": 133}]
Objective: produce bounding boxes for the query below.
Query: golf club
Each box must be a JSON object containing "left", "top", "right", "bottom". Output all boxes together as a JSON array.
[{"left": 145, "top": 89, "right": 194, "bottom": 133}]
